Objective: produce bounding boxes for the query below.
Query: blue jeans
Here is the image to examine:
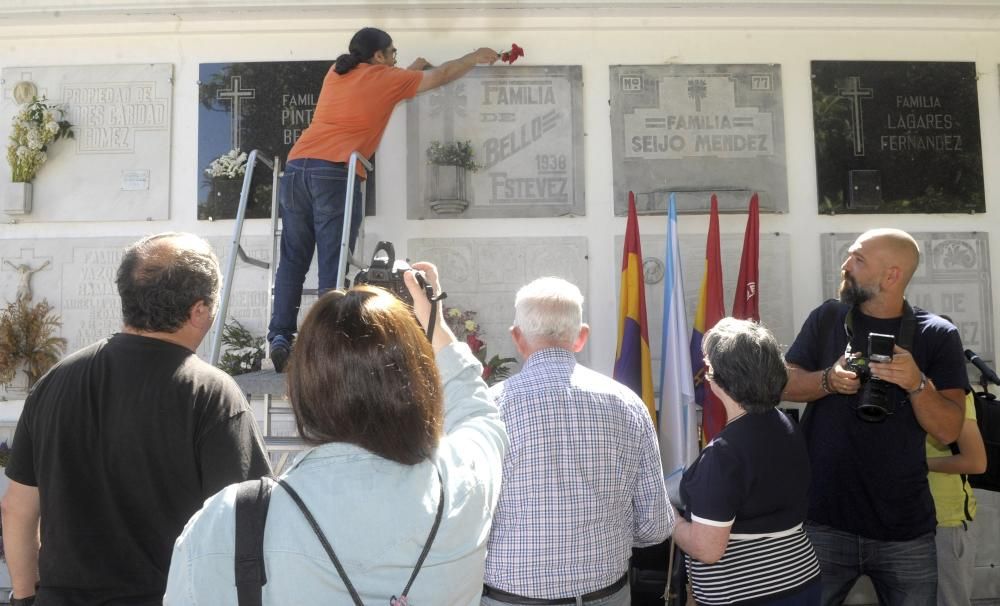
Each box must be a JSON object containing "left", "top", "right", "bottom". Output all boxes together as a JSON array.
[
  {"left": 267, "top": 158, "right": 362, "bottom": 343},
  {"left": 805, "top": 522, "right": 936, "bottom": 606}
]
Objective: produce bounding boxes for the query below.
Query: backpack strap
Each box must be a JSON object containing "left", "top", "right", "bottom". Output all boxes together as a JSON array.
[
  {"left": 947, "top": 439, "right": 975, "bottom": 522},
  {"left": 234, "top": 478, "right": 274, "bottom": 606}
]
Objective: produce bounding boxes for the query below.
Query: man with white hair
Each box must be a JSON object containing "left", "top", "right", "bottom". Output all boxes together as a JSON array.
[{"left": 482, "top": 277, "right": 673, "bottom": 606}]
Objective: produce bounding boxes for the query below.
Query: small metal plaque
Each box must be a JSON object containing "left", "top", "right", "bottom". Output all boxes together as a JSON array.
[{"left": 847, "top": 170, "right": 882, "bottom": 209}]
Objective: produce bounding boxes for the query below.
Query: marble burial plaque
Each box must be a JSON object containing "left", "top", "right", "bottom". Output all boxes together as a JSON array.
[
  {"left": 1, "top": 64, "right": 172, "bottom": 222},
  {"left": 609, "top": 65, "right": 787, "bottom": 215},
  {"left": 617, "top": 232, "right": 792, "bottom": 392},
  {"left": 199, "top": 61, "right": 384, "bottom": 221},
  {"left": 0, "top": 237, "right": 282, "bottom": 359},
  {"left": 408, "top": 237, "right": 589, "bottom": 367},
  {"left": 406, "top": 66, "right": 585, "bottom": 219},
  {"left": 821, "top": 232, "right": 994, "bottom": 369},
  {"left": 812, "top": 61, "right": 984, "bottom": 214}
]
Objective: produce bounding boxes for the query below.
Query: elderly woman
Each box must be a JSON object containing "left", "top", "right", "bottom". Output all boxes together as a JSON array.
[
  {"left": 164, "top": 263, "right": 508, "bottom": 605},
  {"left": 671, "top": 318, "right": 820, "bottom": 605}
]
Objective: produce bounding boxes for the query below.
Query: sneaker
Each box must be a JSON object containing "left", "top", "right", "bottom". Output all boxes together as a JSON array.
[{"left": 269, "top": 336, "right": 292, "bottom": 373}]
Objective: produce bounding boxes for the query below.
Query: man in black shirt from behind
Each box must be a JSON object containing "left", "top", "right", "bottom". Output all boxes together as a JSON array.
[{"left": 1, "top": 232, "right": 272, "bottom": 606}]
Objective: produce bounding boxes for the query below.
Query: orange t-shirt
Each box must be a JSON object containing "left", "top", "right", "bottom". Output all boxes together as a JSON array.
[{"left": 288, "top": 63, "right": 422, "bottom": 175}]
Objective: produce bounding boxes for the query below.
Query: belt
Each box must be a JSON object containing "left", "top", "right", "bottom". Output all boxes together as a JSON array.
[
  {"left": 285, "top": 158, "right": 347, "bottom": 168},
  {"left": 482, "top": 574, "right": 628, "bottom": 605}
]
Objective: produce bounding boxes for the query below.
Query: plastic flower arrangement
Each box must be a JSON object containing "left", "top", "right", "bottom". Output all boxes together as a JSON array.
[
  {"left": 426, "top": 140, "right": 481, "bottom": 172},
  {"left": 205, "top": 148, "right": 248, "bottom": 179},
  {"left": 6, "top": 96, "right": 74, "bottom": 183},
  {"left": 444, "top": 306, "right": 516, "bottom": 386},
  {"left": 499, "top": 43, "right": 525, "bottom": 64}
]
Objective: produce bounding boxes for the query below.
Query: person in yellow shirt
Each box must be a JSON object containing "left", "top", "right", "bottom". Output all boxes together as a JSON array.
[{"left": 927, "top": 382, "right": 986, "bottom": 606}]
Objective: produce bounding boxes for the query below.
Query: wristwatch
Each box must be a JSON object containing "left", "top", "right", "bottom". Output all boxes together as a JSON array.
[
  {"left": 9, "top": 595, "right": 36, "bottom": 606},
  {"left": 908, "top": 372, "right": 928, "bottom": 396}
]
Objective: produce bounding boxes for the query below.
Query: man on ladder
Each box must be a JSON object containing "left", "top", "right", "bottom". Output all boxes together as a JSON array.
[{"left": 268, "top": 26, "right": 499, "bottom": 371}]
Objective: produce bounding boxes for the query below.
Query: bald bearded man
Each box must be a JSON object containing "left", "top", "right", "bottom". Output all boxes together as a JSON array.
[{"left": 783, "top": 228, "right": 966, "bottom": 606}]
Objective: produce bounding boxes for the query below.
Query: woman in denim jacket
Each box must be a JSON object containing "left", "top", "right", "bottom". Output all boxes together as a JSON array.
[{"left": 165, "top": 263, "right": 508, "bottom": 605}]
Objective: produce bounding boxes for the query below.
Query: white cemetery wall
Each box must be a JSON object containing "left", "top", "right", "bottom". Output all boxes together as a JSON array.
[
  {"left": 2, "top": 7, "right": 1000, "bottom": 602},
  {"left": 0, "top": 8, "right": 997, "bottom": 389}
]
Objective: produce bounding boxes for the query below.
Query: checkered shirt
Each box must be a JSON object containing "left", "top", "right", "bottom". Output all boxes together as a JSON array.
[{"left": 484, "top": 348, "right": 673, "bottom": 599}]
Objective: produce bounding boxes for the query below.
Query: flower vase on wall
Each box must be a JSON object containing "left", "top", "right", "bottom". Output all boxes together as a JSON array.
[
  {"left": 1, "top": 368, "right": 30, "bottom": 400},
  {"left": 208, "top": 178, "right": 243, "bottom": 218},
  {"left": 2, "top": 181, "right": 32, "bottom": 215},
  {"left": 427, "top": 164, "right": 469, "bottom": 215}
]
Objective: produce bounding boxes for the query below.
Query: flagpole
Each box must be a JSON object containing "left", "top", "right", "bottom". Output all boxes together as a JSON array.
[{"left": 659, "top": 193, "right": 697, "bottom": 606}]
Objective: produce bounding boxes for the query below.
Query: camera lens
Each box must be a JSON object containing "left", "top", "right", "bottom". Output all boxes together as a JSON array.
[
  {"left": 856, "top": 403, "right": 888, "bottom": 423},
  {"left": 855, "top": 379, "right": 892, "bottom": 423}
]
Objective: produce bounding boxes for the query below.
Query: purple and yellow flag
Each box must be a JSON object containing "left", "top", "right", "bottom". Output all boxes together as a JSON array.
[{"left": 614, "top": 191, "right": 656, "bottom": 422}]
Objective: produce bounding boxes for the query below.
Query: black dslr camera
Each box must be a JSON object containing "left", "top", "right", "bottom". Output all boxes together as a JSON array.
[
  {"left": 353, "top": 241, "right": 441, "bottom": 342},
  {"left": 846, "top": 333, "right": 896, "bottom": 423},
  {"left": 354, "top": 241, "right": 415, "bottom": 305}
]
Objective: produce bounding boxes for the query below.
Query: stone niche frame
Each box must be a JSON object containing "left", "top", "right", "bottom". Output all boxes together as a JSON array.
[
  {"left": 616, "top": 232, "right": 793, "bottom": 392},
  {"left": 407, "top": 236, "right": 589, "bottom": 368},
  {"left": 406, "top": 65, "right": 585, "bottom": 219},
  {"left": 811, "top": 61, "right": 984, "bottom": 215},
  {"left": 198, "top": 60, "right": 340, "bottom": 221},
  {"left": 609, "top": 64, "right": 788, "bottom": 216},
  {"left": 0, "top": 236, "right": 278, "bottom": 358},
  {"left": 1, "top": 63, "right": 173, "bottom": 222}
]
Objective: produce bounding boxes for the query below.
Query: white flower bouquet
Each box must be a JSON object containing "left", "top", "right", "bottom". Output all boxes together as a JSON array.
[
  {"left": 6, "top": 97, "right": 74, "bottom": 183},
  {"left": 205, "top": 149, "right": 248, "bottom": 179}
]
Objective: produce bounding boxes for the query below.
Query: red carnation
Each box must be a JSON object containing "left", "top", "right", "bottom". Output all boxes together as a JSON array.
[
  {"left": 500, "top": 43, "right": 525, "bottom": 64},
  {"left": 466, "top": 333, "right": 485, "bottom": 354}
]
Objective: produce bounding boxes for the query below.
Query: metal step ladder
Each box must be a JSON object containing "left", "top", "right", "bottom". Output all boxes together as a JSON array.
[{"left": 206, "top": 149, "right": 373, "bottom": 472}]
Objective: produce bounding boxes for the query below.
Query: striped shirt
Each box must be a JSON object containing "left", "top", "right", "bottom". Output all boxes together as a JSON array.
[
  {"left": 687, "top": 525, "right": 820, "bottom": 605},
  {"left": 680, "top": 409, "right": 819, "bottom": 605},
  {"left": 484, "top": 348, "right": 673, "bottom": 599}
]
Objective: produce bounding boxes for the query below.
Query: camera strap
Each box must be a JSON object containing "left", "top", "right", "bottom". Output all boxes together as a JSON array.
[
  {"left": 843, "top": 300, "right": 917, "bottom": 355},
  {"left": 414, "top": 272, "right": 447, "bottom": 342}
]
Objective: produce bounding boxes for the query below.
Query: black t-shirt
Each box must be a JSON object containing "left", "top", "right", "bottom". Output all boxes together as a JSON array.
[
  {"left": 6, "top": 333, "right": 272, "bottom": 605},
  {"left": 785, "top": 300, "right": 966, "bottom": 541}
]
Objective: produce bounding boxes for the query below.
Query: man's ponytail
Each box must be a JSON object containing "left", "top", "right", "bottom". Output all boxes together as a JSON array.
[
  {"left": 333, "top": 27, "right": 393, "bottom": 75},
  {"left": 334, "top": 53, "right": 361, "bottom": 75}
]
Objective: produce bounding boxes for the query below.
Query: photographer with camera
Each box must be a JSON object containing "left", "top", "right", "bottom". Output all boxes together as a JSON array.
[
  {"left": 782, "top": 228, "right": 966, "bottom": 606},
  {"left": 165, "top": 263, "right": 509, "bottom": 604}
]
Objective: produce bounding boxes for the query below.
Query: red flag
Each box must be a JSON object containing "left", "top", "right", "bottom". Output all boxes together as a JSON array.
[
  {"left": 732, "top": 193, "right": 760, "bottom": 321},
  {"left": 691, "top": 194, "right": 727, "bottom": 443}
]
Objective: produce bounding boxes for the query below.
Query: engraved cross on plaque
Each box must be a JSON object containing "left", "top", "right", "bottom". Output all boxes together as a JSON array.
[
  {"left": 838, "top": 76, "right": 873, "bottom": 157},
  {"left": 216, "top": 75, "right": 256, "bottom": 151}
]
